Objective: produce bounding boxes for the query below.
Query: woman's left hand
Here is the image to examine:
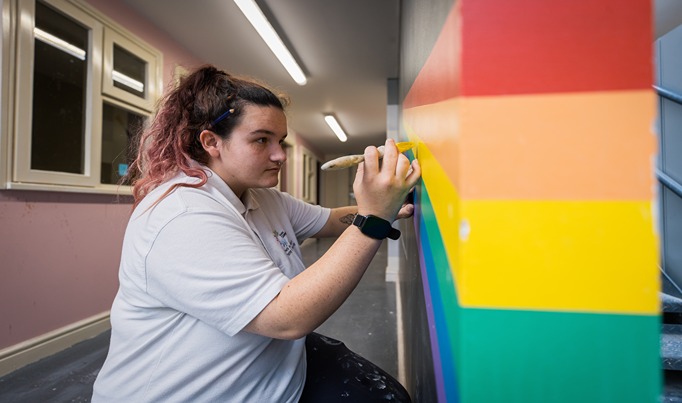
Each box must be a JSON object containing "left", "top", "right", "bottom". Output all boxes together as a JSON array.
[{"left": 395, "top": 202, "right": 414, "bottom": 220}]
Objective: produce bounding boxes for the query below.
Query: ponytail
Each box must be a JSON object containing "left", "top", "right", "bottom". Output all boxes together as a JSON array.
[{"left": 126, "top": 65, "right": 287, "bottom": 208}]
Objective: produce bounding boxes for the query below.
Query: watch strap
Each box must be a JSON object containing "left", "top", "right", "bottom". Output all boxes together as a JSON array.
[{"left": 352, "top": 214, "right": 401, "bottom": 240}]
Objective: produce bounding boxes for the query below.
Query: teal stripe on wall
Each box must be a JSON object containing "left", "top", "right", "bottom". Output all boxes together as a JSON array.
[{"left": 458, "top": 308, "right": 661, "bottom": 403}]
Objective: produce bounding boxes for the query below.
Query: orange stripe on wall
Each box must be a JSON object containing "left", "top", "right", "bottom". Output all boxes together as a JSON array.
[
  {"left": 460, "top": 90, "right": 656, "bottom": 200},
  {"left": 404, "top": 90, "right": 656, "bottom": 201},
  {"left": 403, "top": 99, "right": 461, "bottom": 192}
]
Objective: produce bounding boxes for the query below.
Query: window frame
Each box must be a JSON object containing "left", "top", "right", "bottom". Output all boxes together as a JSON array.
[
  {"left": 13, "top": 0, "right": 103, "bottom": 187},
  {"left": 0, "top": 0, "right": 14, "bottom": 187},
  {"left": 3, "top": 0, "right": 162, "bottom": 194},
  {"left": 655, "top": 27, "right": 682, "bottom": 289},
  {"left": 102, "top": 26, "right": 159, "bottom": 112},
  {"left": 300, "top": 147, "right": 318, "bottom": 204}
]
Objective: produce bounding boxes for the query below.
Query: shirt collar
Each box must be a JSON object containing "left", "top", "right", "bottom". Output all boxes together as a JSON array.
[{"left": 203, "top": 167, "right": 260, "bottom": 214}]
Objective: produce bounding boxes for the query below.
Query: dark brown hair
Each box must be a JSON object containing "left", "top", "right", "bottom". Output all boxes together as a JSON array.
[{"left": 127, "top": 65, "right": 287, "bottom": 207}]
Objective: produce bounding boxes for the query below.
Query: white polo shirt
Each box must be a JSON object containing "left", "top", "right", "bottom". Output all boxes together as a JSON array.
[{"left": 92, "top": 169, "right": 330, "bottom": 402}]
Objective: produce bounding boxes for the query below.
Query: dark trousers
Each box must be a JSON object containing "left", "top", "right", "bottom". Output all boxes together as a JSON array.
[{"left": 299, "top": 333, "right": 411, "bottom": 402}]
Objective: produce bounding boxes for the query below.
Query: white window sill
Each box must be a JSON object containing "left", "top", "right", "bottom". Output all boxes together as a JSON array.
[{"left": 6, "top": 181, "right": 133, "bottom": 196}]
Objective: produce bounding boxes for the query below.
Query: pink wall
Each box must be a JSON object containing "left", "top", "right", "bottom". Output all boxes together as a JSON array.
[
  {"left": 0, "top": 192, "right": 130, "bottom": 348},
  {"left": 0, "top": 0, "right": 203, "bottom": 350},
  {"left": 84, "top": 0, "right": 204, "bottom": 87}
]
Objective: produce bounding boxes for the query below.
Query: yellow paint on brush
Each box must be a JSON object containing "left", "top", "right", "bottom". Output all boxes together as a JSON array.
[
  {"left": 320, "top": 142, "right": 415, "bottom": 170},
  {"left": 395, "top": 141, "right": 415, "bottom": 153}
]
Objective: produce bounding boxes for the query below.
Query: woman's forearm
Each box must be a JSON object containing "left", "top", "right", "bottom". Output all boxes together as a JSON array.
[
  {"left": 244, "top": 224, "right": 380, "bottom": 339},
  {"left": 313, "top": 206, "right": 357, "bottom": 238}
]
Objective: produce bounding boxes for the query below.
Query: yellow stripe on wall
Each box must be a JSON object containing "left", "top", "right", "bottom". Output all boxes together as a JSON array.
[
  {"left": 414, "top": 140, "right": 462, "bottom": 273},
  {"left": 416, "top": 146, "right": 659, "bottom": 314},
  {"left": 459, "top": 200, "right": 658, "bottom": 314}
]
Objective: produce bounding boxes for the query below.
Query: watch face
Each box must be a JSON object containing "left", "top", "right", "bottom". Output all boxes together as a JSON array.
[
  {"left": 362, "top": 216, "right": 390, "bottom": 238},
  {"left": 353, "top": 214, "right": 399, "bottom": 240}
]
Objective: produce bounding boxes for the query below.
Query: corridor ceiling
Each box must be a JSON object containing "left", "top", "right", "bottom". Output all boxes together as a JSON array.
[
  {"left": 121, "top": 0, "right": 682, "bottom": 156},
  {"left": 121, "top": 0, "right": 400, "bottom": 156}
]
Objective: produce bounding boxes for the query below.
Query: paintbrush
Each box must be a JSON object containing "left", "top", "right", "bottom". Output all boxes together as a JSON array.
[{"left": 320, "top": 141, "right": 415, "bottom": 171}]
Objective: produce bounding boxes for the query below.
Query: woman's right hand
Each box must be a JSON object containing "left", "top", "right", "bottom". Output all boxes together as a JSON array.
[
  {"left": 246, "top": 139, "right": 420, "bottom": 340},
  {"left": 353, "top": 139, "right": 421, "bottom": 222}
]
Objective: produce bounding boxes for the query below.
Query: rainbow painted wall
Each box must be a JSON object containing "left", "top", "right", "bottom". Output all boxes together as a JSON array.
[{"left": 399, "top": 0, "right": 660, "bottom": 401}]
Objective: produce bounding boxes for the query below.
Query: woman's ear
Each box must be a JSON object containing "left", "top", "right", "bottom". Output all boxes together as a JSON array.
[{"left": 199, "top": 130, "right": 222, "bottom": 158}]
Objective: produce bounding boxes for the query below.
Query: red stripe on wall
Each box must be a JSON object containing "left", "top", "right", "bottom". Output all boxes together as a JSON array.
[
  {"left": 461, "top": 0, "right": 652, "bottom": 96},
  {"left": 403, "top": 3, "right": 461, "bottom": 109}
]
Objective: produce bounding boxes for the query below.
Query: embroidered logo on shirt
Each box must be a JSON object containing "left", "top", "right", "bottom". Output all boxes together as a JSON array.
[{"left": 273, "top": 230, "right": 295, "bottom": 256}]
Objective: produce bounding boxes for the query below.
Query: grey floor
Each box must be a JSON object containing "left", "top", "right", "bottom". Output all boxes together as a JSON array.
[{"left": 0, "top": 238, "right": 398, "bottom": 402}]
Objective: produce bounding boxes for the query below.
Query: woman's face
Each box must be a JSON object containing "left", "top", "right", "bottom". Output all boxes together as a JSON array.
[{"left": 208, "top": 104, "right": 287, "bottom": 197}]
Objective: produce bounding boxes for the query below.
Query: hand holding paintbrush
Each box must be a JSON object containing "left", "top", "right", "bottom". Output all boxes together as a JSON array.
[{"left": 321, "top": 141, "right": 415, "bottom": 170}]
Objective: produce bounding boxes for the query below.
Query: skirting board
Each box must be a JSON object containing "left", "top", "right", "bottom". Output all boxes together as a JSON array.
[
  {"left": 0, "top": 311, "right": 111, "bottom": 377},
  {"left": 395, "top": 279, "right": 407, "bottom": 388},
  {"left": 386, "top": 255, "right": 400, "bottom": 282}
]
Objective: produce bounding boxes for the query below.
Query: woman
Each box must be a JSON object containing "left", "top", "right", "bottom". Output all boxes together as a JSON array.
[{"left": 92, "top": 65, "right": 420, "bottom": 402}]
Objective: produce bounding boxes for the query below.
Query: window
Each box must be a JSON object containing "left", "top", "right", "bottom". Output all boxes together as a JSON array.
[
  {"left": 103, "top": 26, "right": 159, "bottom": 112},
  {"left": 301, "top": 148, "right": 318, "bottom": 204},
  {"left": 13, "top": 0, "right": 102, "bottom": 187},
  {"left": 656, "top": 26, "right": 682, "bottom": 289},
  {"left": 8, "top": 0, "right": 161, "bottom": 192},
  {"left": 100, "top": 101, "right": 145, "bottom": 185},
  {"left": 32, "top": 2, "right": 90, "bottom": 175}
]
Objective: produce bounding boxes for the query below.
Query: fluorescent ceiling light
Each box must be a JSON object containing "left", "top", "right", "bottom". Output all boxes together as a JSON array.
[
  {"left": 34, "top": 27, "right": 86, "bottom": 60},
  {"left": 324, "top": 115, "right": 348, "bottom": 142},
  {"left": 113, "top": 70, "right": 145, "bottom": 93},
  {"left": 234, "top": 0, "right": 307, "bottom": 85}
]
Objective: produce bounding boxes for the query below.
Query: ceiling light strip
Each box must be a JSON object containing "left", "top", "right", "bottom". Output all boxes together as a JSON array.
[
  {"left": 324, "top": 115, "right": 348, "bottom": 142},
  {"left": 234, "top": 0, "right": 307, "bottom": 85}
]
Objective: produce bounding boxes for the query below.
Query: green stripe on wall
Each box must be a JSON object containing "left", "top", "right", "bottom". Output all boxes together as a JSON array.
[
  {"left": 458, "top": 308, "right": 661, "bottom": 403},
  {"left": 420, "top": 182, "right": 463, "bottom": 372}
]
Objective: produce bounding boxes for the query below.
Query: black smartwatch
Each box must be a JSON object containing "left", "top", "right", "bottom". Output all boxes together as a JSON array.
[{"left": 352, "top": 214, "right": 401, "bottom": 240}]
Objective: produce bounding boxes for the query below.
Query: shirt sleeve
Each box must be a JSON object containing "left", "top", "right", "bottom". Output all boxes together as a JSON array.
[
  {"left": 276, "top": 191, "right": 331, "bottom": 243},
  {"left": 144, "top": 208, "right": 289, "bottom": 336}
]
